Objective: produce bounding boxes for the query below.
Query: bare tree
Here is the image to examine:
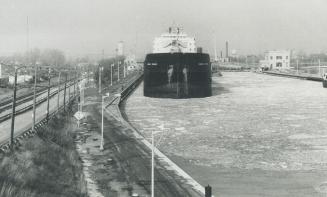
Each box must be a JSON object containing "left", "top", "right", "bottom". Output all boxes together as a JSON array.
[{"left": 40, "top": 49, "right": 66, "bottom": 67}]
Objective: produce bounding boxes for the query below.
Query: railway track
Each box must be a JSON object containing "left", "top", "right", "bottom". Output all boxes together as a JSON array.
[
  {"left": 0, "top": 80, "right": 79, "bottom": 152},
  {"left": 0, "top": 73, "right": 142, "bottom": 152},
  {"left": 0, "top": 81, "right": 76, "bottom": 122}
]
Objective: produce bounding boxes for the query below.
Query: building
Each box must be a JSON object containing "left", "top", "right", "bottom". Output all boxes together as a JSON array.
[
  {"left": 117, "top": 41, "right": 124, "bottom": 56},
  {"left": 260, "top": 50, "right": 291, "bottom": 70},
  {"left": 153, "top": 27, "right": 196, "bottom": 53},
  {"left": 0, "top": 63, "right": 13, "bottom": 78},
  {"left": 124, "top": 54, "right": 139, "bottom": 71}
]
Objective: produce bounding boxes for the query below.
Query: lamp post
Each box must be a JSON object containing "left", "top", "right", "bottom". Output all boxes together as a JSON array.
[
  {"left": 74, "top": 66, "right": 77, "bottom": 97},
  {"left": 79, "top": 79, "right": 85, "bottom": 112},
  {"left": 10, "top": 65, "right": 26, "bottom": 149},
  {"left": 150, "top": 124, "right": 165, "bottom": 197},
  {"left": 57, "top": 71, "right": 61, "bottom": 112},
  {"left": 151, "top": 130, "right": 154, "bottom": 197},
  {"left": 100, "top": 92, "right": 110, "bottom": 151},
  {"left": 46, "top": 68, "right": 51, "bottom": 122},
  {"left": 111, "top": 64, "right": 113, "bottom": 86},
  {"left": 123, "top": 62, "right": 126, "bottom": 78},
  {"left": 98, "top": 66, "right": 103, "bottom": 93},
  {"left": 117, "top": 61, "right": 120, "bottom": 82},
  {"left": 63, "top": 73, "right": 67, "bottom": 112},
  {"left": 68, "top": 72, "right": 72, "bottom": 102},
  {"left": 32, "top": 63, "right": 38, "bottom": 131}
]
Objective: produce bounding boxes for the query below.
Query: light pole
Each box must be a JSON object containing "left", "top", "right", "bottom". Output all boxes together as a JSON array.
[
  {"left": 10, "top": 65, "right": 26, "bottom": 149},
  {"left": 32, "top": 63, "right": 38, "bottom": 131},
  {"left": 57, "top": 71, "right": 61, "bottom": 112},
  {"left": 117, "top": 61, "right": 120, "bottom": 82},
  {"left": 63, "top": 73, "right": 67, "bottom": 112},
  {"left": 150, "top": 124, "right": 165, "bottom": 197},
  {"left": 100, "top": 92, "right": 110, "bottom": 151},
  {"left": 46, "top": 68, "right": 51, "bottom": 122},
  {"left": 79, "top": 79, "right": 85, "bottom": 112},
  {"left": 123, "top": 62, "right": 126, "bottom": 78},
  {"left": 111, "top": 64, "right": 113, "bottom": 86},
  {"left": 151, "top": 130, "right": 154, "bottom": 197},
  {"left": 98, "top": 66, "right": 103, "bottom": 93},
  {"left": 74, "top": 66, "right": 77, "bottom": 97},
  {"left": 68, "top": 72, "right": 71, "bottom": 102}
]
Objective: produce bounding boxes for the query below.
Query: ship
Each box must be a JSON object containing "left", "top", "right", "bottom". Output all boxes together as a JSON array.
[
  {"left": 323, "top": 73, "right": 327, "bottom": 88},
  {"left": 143, "top": 27, "right": 212, "bottom": 98}
]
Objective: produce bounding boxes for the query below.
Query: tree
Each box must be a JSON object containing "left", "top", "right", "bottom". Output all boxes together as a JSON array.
[{"left": 40, "top": 49, "right": 66, "bottom": 67}]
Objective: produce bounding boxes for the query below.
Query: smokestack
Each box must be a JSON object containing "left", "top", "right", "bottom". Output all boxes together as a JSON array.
[
  {"left": 225, "top": 41, "right": 229, "bottom": 58},
  {"left": 220, "top": 51, "right": 223, "bottom": 58}
]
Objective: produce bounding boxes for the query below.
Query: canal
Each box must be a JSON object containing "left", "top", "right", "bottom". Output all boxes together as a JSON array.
[{"left": 123, "top": 72, "right": 327, "bottom": 197}]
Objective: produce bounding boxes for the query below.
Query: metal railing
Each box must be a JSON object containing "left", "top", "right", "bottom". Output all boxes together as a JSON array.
[
  {"left": 0, "top": 82, "right": 76, "bottom": 122},
  {"left": 262, "top": 71, "right": 322, "bottom": 81},
  {"left": 0, "top": 80, "right": 81, "bottom": 152}
]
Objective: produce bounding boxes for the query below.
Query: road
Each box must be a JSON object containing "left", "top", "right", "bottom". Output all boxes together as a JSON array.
[
  {"left": 0, "top": 84, "right": 76, "bottom": 144},
  {"left": 124, "top": 72, "right": 327, "bottom": 197}
]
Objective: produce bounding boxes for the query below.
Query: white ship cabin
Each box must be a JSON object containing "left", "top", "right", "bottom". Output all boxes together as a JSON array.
[{"left": 153, "top": 27, "right": 196, "bottom": 53}]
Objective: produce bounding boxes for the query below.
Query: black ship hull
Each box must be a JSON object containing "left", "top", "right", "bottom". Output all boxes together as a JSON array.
[
  {"left": 143, "top": 53, "right": 212, "bottom": 98},
  {"left": 323, "top": 80, "right": 327, "bottom": 88}
]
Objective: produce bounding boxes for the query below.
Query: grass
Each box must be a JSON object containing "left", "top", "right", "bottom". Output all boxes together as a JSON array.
[{"left": 0, "top": 105, "right": 87, "bottom": 197}]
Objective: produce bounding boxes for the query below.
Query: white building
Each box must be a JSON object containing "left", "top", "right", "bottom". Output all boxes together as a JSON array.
[
  {"left": 261, "top": 50, "right": 291, "bottom": 70},
  {"left": 124, "top": 54, "right": 139, "bottom": 71},
  {"left": 117, "top": 41, "right": 124, "bottom": 56},
  {"left": 153, "top": 27, "right": 196, "bottom": 53},
  {"left": 9, "top": 75, "right": 33, "bottom": 84}
]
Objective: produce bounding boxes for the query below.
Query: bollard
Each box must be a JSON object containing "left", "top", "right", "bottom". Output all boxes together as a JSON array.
[{"left": 205, "top": 185, "right": 212, "bottom": 197}]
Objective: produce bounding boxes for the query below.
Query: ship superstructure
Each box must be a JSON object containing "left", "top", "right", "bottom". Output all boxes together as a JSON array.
[{"left": 153, "top": 27, "right": 196, "bottom": 53}]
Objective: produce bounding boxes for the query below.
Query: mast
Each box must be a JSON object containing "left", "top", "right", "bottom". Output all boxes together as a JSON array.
[
  {"left": 214, "top": 34, "right": 218, "bottom": 62},
  {"left": 26, "top": 16, "right": 29, "bottom": 64}
]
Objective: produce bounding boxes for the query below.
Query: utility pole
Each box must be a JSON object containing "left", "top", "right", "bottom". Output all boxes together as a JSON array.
[
  {"left": 68, "top": 73, "right": 71, "bottom": 102},
  {"left": 111, "top": 64, "right": 113, "bottom": 86},
  {"left": 124, "top": 62, "right": 126, "bottom": 78},
  {"left": 151, "top": 130, "right": 154, "bottom": 197},
  {"left": 32, "top": 64, "right": 37, "bottom": 131},
  {"left": 64, "top": 73, "right": 67, "bottom": 112},
  {"left": 98, "top": 66, "right": 102, "bottom": 93},
  {"left": 100, "top": 93, "right": 109, "bottom": 151},
  {"left": 10, "top": 66, "right": 25, "bottom": 149},
  {"left": 26, "top": 16, "right": 29, "bottom": 65},
  {"left": 57, "top": 72, "right": 61, "bottom": 112},
  {"left": 10, "top": 68, "right": 18, "bottom": 149},
  {"left": 118, "top": 61, "right": 120, "bottom": 82},
  {"left": 74, "top": 67, "right": 77, "bottom": 98},
  {"left": 46, "top": 68, "right": 51, "bottom": 122}
]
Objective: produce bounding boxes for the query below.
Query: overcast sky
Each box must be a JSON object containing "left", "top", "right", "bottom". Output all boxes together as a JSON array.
[{"left": 1, "top": 0, "right": 327, "bottom": 59}]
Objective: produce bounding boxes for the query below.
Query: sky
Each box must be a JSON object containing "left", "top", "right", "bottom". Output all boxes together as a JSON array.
[{"left": 0, "top": 0, "right": 327, "bottom": 59}]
